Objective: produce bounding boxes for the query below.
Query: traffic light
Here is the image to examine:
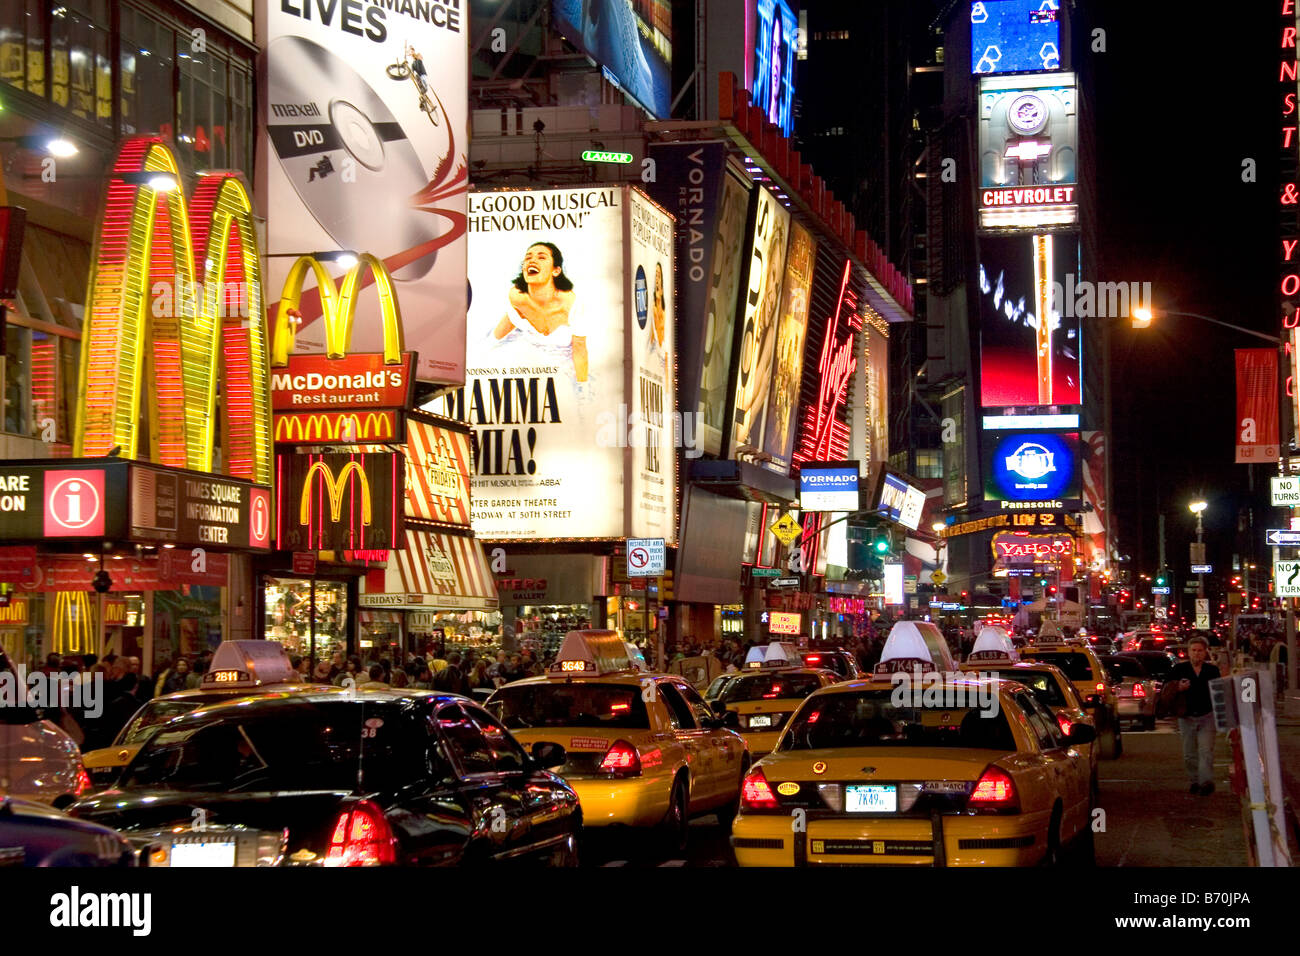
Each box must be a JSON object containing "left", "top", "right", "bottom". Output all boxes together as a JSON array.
[
  {"left": 1047, "top": 585, "right": 1058, "bottom": 596},
  {"left": 871, "top": 528, "right": 892, "bottom": 554},
  {"left": 1156, "top": 574, "right": 1166, "bottom": 586}
]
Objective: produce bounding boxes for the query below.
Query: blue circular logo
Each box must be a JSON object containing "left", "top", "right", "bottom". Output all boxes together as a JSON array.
[
  {"left": 989, "top": 432, "right": 1074, "bottom": 501},
  {"left": 634, "top": 266, "right": 648, "bottom": 330}
]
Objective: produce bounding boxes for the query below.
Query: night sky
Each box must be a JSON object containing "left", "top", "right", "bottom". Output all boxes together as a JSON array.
[{"left": 1094, "top": 0, "right": 1279, "bottom": 602}]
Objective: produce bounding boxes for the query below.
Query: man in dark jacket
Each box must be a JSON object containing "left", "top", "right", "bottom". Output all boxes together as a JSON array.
[
  {"left": 435, "top": 653, "right": 468, "bottom": 695},
  {"left": 1167, "top": 636, "right": 1221, "bottom": 795}
]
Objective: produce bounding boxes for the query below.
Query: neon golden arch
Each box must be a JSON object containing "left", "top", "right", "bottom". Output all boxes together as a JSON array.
[
  {"left": 301, "top": 460, "right": 373, "bottom": 527},
  {"left": 275, "top": 412, "right": 395, "bottom": 443},
  {"left": 271, "top": 252, "right": 405, "bottom": 367},
  {"left": 73, "top": 136, "right": 272, "bottom": 485}
]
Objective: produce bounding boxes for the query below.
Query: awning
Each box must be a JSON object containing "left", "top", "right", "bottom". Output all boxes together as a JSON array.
[{"left": 359, "top": 530, "right": 499, "bottom": 611}]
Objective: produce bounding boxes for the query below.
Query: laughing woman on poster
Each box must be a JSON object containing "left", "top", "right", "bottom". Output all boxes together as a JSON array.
[{"left": 489, "top": 241, "right": 594, "bottom": 417}]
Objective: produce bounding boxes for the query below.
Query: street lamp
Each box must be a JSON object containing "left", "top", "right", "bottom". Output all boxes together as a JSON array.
[{"left": 1189, "top": 501, "right": 1207, "bottom": 606}]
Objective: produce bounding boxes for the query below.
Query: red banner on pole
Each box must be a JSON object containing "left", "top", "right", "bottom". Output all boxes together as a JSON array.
[{"left": 1235, "top": 349, "right": 1279, "bottom": 462}]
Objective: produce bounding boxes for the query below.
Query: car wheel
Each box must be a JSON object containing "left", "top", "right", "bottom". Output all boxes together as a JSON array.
[
  {"left": 657, "top": 776, "right": 689, "bottom": 855},
  {"left": 715, "top": 756, "right": 750, "bottom": 831},
  {"left": 1040, "top": 806, "right": 1063, "bottom": 867},
  {"left": 550, "top": 831, "right": 580, "bottom": 867}
]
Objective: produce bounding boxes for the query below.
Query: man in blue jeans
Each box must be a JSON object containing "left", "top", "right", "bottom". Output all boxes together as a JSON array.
[{"left": 1169, "top": 636, "right": 1220, "bottom": 795}]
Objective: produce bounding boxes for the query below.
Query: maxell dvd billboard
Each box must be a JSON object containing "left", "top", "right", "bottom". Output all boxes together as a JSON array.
[{"left": 256, "top": 1, "right": 468, "bottom": 385}]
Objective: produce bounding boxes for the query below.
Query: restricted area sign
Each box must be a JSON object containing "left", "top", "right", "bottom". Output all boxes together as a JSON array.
[
  {"left": 770, "top": 512, "right": 804, "bottom": 546},
  {"left": 1271, "top": 475, "right": 1300, "bottom": 506},
  {"left": 1195, "top": 598, "right": 1210, "bottom": 630},
  {"left": 1274, "top": 559, "right": 1300, "bottom": 597},
  {"left": 626, "top": 538, "right": 665, "bottom": 577}
]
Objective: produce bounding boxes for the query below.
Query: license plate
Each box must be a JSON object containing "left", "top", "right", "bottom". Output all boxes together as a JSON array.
[
  {"left": 748, "top": 714, "right": 772, "bottom": 729},
  {"left": 845, "top": 784, "right": 897, "bottom": 813},
  {"left": 169, "top": 841, "right": 237, "bottom": 867}
]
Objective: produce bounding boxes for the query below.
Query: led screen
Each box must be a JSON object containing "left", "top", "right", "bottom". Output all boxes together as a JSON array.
[
  {"left": 754, "top": 0, "right": 797, "bottom": 137},
  {"left": 982, "top": 430, "right": 1081, "bottom": 505},
  {"left": 971, "top": 0, "right": 1061, "bottom": 74},
  {"left": 553, "top": 0, "right": 672, "bottom": 118}
]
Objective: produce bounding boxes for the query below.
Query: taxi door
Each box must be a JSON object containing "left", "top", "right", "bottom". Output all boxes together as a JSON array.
[
  {"left": 655, "top": 681, "right": 716, "bottom": 808},
  {"left": 677, "top": 680, "right": 744, "bottom": 800},
  {"left": 1014, "top": 691, "right": 1088, "bottom": 841}
]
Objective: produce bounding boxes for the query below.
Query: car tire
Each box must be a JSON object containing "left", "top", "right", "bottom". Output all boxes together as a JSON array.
[
  {"left": 1143, "top": 716, "right": 1156, "bottom": 731},
  {"left": 657, "top": 776, "right": 689, "bottom": 856},
  {"left": 1040, "top": 806, "right": 1063, "bottom": 867},
  {"left": 550, "top": 831, "right": 580, "bottom": 867},
  {"left": 714, "top": 756, "right": 750, "bottom": 832}
]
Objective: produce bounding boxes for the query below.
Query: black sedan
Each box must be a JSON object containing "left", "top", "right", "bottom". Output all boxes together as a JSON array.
[
  {"left": 0, "top": 796, "right": 137, "bottom": 867},
  {"left": 69, "top": 689, "right": 582, "bottom": 867}
]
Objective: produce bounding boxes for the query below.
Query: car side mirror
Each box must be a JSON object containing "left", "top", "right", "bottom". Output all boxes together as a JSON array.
[
  {"left": 1068, "top": 723, "right": 1096, "bottom": 745},
  {"left": 722, "top": 710, "right": 740, "bottom": 729},
  {"left": 530, "top": 741, "right": 567, "bottom": 770}
]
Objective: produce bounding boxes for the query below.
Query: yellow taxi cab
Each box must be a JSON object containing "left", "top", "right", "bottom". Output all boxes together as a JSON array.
[
  {"left": 712, "top": 644, "right": 838, "bottom": 756},
  {"left": 82, "top": 641, "right": 318, "bottom": 787},
  {"left": 960, "top": 626, "right": 1098, "bottom": 795},
  {"left": 1021, "top": 626, "right": 1122, "bottom": 759},
  {"left": 486, "top": 630, "right": 749, "bottom": 851},
  {"left": 730, "top": 621, "right": 1096, "bottom": 867}
]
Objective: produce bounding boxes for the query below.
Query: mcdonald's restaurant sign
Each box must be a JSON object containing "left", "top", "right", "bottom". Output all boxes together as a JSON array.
[
  {"left": 274, "top": 409, "right": 403, "bottom": 445},
  {"left": 270, "top": 353, "right": 415, "bottom": 411},
  {"left": 276, "top": 452, "right": 403, "bottom": 552}
]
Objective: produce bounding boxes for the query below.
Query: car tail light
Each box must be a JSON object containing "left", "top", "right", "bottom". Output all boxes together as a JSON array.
[
  {"left": 805, "top": 655, "right": 822, "bottom": 663},
  {"left": 1095, "top": 682, "right": 1106, "bottom": 692},
  {"left": 73, "top": 763, "right": 91, "bottom": 797},
  {"left": 741, "top": 768, "right": 780, "bottom": 810},
  {"left": 325, "top": 801, "right": 397, "bottom": 867},
  {"left": 598, "top": 740, "right": 641, "bottom": 776},
  {"left": 1056, "top": 714, "right": 1072, "bottom": 736},
  {"left": 968, "top": 766, "right": 1018, "bottom": 810},
  {"left": 1132, "top": 683, "right": 1147, "bottom": 699}
]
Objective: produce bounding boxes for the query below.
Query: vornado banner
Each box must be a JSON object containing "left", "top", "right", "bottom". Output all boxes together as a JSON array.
[
  {"left": 256, "top": 0, "right": 468, "bottom": 384},
  {"left": 432, "top": 186, "right": 677, "bottom": 542},
  {"left": 276, "top": 451, "right": 404, "bottom": 551}
]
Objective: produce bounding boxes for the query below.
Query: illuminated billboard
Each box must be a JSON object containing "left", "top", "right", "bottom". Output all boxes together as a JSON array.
[
  {"left": 761, "top": 221, "right": 817, "bottom": 474},
  {"left": 977, "top": 232, "right": 1081, "bottom": 408},
  {"left": 257, "top": 0, "right": 468, "bottom": 384},
  {"left": 754, "top": 0, "right": 797, "bottom": 137},
  {"left": 552, "top": 0, "right": 672, "bottom": 118},
  {"left": 800, "top": 462, "right": 860, "bottom": 512},
  {"left": 729, "top": 186, "right": 791, "bottom": 458},
  {"left": 434, "top": 186, "right": 676, "bottom": 542},
  {"left": 876, "top": 471, "right": 926, "bottom": 531},
  {"left": 982, "top": 430, "right": 1081, "bottom": 507},
  {"left": 977, "top": 74, "right": 1077, "bottom": 230},
  {"left": 971, "top": 0, "right": 1061, "bottom": 75}
]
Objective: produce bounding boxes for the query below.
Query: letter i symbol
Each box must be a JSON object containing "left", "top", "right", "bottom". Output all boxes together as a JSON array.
[{"left": 66, "top": 481, "right": 82, "bottom": 523}]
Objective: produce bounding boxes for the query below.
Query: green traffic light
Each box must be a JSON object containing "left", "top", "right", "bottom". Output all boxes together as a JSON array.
[{"left": 874, "top": 538, "right": 889, "bottom": 553}]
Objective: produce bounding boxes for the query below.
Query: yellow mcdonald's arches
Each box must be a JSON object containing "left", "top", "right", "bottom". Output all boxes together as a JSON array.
[
  {"left": 53, "top": 591, "right": 95, "bottom": 655},
  {"left": 72, "top": 136, "right": 272, "bottom": 485},
  {"left": 275, "top": 411, "right": 396, "bottom": 443},
  {"left": 300, "top": 460, "right": 373, "bottom": 527},
  {"left": 271, "top": 252, "right": 405, "bottom": 367}
]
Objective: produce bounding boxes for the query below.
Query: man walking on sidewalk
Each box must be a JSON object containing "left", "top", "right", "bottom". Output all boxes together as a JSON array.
[{"left": 1166, "top": 635, "right": 1221, "bottom": 796}]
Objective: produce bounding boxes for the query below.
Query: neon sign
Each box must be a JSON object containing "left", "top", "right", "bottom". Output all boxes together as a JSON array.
[
  {"left": 991, "top": 532, "right": 1074, "bottom": 562},
  {"left": 1281, "top": 0, "right": 1299, "bottom": 439},
  {"left": 73, "top": 137, "right": 272, "bottom": 485}
]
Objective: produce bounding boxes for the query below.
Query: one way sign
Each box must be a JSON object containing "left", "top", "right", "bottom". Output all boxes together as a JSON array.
[{"left": 1267, "top": 529, "right": 1300, "bottom": 546}]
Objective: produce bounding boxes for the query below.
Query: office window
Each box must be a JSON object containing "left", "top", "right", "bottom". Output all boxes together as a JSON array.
[
  {"left": 915, "top": 448, "right": 943, "bottom": 480},
  {"left": 120, "top": 5, "right": 175, "bottom": 140}
]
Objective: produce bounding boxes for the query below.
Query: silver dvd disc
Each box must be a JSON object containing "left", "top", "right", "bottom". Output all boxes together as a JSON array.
[{"left": 266, "top": 35, "right": 451, "bottom": 279}]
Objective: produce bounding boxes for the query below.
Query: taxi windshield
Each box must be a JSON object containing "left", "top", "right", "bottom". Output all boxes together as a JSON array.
[
  {"left": 1024, "top": 652, "right": 1093, "bottom": 681},
  {"left": 490, "top": 683, "right": 650, "bottom": 730},
  {"left": 119, "top": 700, "right": 205, "bottom": 744},
  {"left": 979, "top": 670, "right": 1067, "bottom": 707},
  {"left": 779, "top": 690, "right": 1017, "bottom": 752},
  {"left": 720, "top": 673, "right": 824, "bottom": 703}
]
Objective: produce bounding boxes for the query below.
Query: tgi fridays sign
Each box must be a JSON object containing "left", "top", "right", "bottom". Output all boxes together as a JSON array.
[{"left": 270, "top": 353, "right": 416, "bottom": 410}]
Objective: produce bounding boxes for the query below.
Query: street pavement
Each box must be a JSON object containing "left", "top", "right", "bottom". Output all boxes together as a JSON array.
[{"left": 1095, "top": 719, "right": 1248, "bottom": 866}]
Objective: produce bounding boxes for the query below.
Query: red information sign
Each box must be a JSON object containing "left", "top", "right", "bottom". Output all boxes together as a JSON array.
[{"left": 292, "top": 551, "right": 318, "bottom": 576}]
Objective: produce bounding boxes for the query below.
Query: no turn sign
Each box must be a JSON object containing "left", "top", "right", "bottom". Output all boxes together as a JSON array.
[{"left": 627, "top": 538, "right": 665, "bottom": 577}]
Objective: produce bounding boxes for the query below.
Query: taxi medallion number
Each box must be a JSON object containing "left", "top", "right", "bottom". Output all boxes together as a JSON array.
[{"left": 560, "top": 660, "right": 588, "bottom": 672}]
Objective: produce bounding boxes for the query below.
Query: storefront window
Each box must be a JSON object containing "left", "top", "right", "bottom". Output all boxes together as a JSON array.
[
  {"left": 264, "top": 578, "right": 350, "bottom": 665},
  {"left": 0, "top": 0, "right": 45, "bottom": 95},
  {"left": 49, "top": 0, "right": 112, "bottom": 128},
  {"left": 515, "top": 606, "right": 592, "bottom": 661}
]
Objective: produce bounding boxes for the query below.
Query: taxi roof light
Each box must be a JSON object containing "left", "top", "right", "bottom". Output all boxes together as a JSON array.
[
  {"left": 873, "top": 621, "right": 955, "bottom": 677},
  {"left": 966, "top": 626, "right": 1018, "bottom": 663},
  {"left": 548, "top": 630, "right": 633, "bottom": 677},
  {"left": 201, "top": 641, "right": 296, "bottom": 688},
  {"left": 741, "top": 768, "right": 780, "bottom": 810}
]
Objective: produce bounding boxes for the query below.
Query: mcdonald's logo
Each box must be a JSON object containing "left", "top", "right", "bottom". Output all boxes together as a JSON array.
[
  {"left": 73, "top": 136, "right": 272, "bottom": 486},
  {"left": 276, "top": 452, "right": 402, "bottom": 552},
  {"left": 274, "top": 410, "right": 401, "bottom": 444},
  {"left": 301, "top": 460, "right": 373, "bottom": 526},
  {"left": 271, "top": 253, "right": 406, "bottom": 367}
]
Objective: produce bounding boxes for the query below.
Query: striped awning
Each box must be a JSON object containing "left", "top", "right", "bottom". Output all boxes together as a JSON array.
[{"left": 359, "top": 529, "right": 498, "bottom": 611}]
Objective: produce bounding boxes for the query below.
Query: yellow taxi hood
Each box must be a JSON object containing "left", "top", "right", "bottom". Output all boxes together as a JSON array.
[
  {"left": 759, "top": 749, "right": 1012, "bottom": 782},
  {"left": 83, "top": 744, "right": 142, "bottom": 769}
]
